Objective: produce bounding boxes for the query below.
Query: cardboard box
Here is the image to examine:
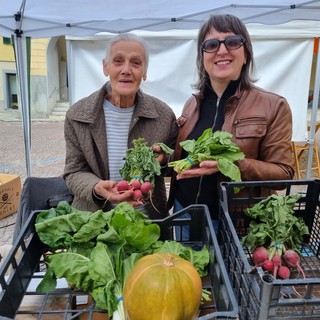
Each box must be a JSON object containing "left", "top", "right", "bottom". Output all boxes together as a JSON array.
[{"left": 0, "top": 174, "right": 22, "bottom": 220}]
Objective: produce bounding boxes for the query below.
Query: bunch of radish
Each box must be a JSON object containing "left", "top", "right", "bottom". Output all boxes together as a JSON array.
[
  {"left": 117, "top": 137, "right": 173, "bottom": 209},
  {"left": 116, "top": 179, "right": 153, "bottom": 203},
  {"left": 251, "top": 246, "right": 305, "bottom": 279},
  {"left": 241, "top": 193, "right": 310, "bottom": 280}
]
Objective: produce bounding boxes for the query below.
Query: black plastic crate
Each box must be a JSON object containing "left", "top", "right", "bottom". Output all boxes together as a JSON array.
[
  {"left": 0, "top": 205, "right": 238, "bottom": 319},
  {"left": 219, "top": 179, "right": 320, "bottom": 320}
]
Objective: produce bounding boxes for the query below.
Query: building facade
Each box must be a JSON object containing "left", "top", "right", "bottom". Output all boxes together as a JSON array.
[{"left": 0, "top": 36, "right": 68, "bottom": 119}]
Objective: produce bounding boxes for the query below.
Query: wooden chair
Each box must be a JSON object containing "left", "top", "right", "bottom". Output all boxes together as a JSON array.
[{"left": 291, "top": 122, "right": 320, "bottom": 179}]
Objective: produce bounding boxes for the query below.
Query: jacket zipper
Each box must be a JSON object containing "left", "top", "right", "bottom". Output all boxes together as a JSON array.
[{"left": 195, "top": 97, "right": 220, "bottom": 204}]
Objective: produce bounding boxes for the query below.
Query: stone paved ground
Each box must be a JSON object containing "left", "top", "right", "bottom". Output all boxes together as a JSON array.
[{"left": 0, "top": 120, "right": 65, "bottom": 247}]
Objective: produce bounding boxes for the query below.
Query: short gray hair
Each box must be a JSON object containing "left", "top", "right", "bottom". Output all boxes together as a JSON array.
[{"left": 105, "top": 33, "right": 149, "bottom": 70}]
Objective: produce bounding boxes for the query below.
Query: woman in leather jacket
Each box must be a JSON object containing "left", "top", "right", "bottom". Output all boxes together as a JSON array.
[{"left": 168, "top": 14, "right": 294, "bottom": 221}]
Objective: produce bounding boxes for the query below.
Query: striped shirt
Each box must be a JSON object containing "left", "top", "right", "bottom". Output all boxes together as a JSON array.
[
  {"left": 103, "top": 99, "right": 134, "bottom": 182},
  {"left": 103, "top": 99, "right": 147, "bottom": 214}
]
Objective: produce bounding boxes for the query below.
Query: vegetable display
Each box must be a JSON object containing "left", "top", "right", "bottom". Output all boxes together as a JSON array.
[
  {"left": 123, "top": 253, "right": 202, "bottom": 320},
  {"left": 168, "top": 129, "right": 244, "bottom": 192},
  {"left": 118, "top": 137, "right": 173, "bottom": 203},
  {"left": 34, "top": 201, "right": 209, "bottom": 319},
  {"left": 241, "top": 194, "right": 309, "bottom": 279}
]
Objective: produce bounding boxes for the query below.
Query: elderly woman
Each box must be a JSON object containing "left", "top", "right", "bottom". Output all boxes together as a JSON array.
[
  {"left": 168, "top": 14, "right": 294, "bottom": 220},
  {"left": 64, "top": 33, "right": 178, "bottom": 219}
]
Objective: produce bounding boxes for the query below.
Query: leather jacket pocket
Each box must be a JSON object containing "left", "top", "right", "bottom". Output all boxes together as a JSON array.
[
  {"left": 176, "top": 114, "right": 188, "bottom": 127},
  {"left": 234, "top": 117, "right": 267, "bottom": 138}
]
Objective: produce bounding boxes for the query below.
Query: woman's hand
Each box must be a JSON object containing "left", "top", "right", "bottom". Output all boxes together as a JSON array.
[
  {"left": 152, "top": 145, "right": 169, "bottom": 166},
  {"left": 94, "top": 180, "right": 134, "bottom": 204},
  {"left": 176, "top": 160, "right": 220, "bottom": 180}
]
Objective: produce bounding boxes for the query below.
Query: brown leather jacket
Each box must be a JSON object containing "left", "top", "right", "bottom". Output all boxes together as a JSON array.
[{"left": 168, "top": 84, "right": 295, "bottom": 208}]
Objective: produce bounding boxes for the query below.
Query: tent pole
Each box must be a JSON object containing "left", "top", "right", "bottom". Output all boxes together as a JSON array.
[
  {"left": 306, "top": 38, "right": 320, "bottom": 179},
  {"left": 14, "top": 34, "right": 32, "bottom": 177}
]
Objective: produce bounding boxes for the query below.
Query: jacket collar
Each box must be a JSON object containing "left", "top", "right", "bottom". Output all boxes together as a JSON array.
[{"left": 69, "top": 82, "right": 159, "bottom": 124}]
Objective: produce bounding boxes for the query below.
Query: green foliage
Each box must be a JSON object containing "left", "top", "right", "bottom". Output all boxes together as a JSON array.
[
  {"left": 119, "top": 138, "right": 173, "bottom": 186},
  {"left": 35, "top": 201, "right": 209, "bottom": 317},
  {"left": 168, "top": 129, "right": 244, "bottom": 192},
  {"left": 241, "top": 194, "right": 310, "bottom": 260}
]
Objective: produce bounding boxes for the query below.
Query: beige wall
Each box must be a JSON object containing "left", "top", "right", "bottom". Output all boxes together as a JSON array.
[
  {"left": 0, "top": 38, "right": 15, "bottom": 61},
  {"left": 0, "top": 37, "right": 49, "bottom": 74},
  {"left": 0, "top": 37, "right": 50, "bottom": 115},
  {"left": 30, "top": 39, "right": 49, "bottom": 76}
]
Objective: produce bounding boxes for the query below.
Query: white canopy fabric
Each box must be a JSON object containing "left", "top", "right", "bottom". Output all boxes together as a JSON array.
[
  {"left": 67, "top": 26, "right": 314, "bottom": 142},
  {"left": 1, "top": 0, "right": 320, "bottom": 178},
  {"left": 1, "top": 0, "right": 320, "bottom": 37}
]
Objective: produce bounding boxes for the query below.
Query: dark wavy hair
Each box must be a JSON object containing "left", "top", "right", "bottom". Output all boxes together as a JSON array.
[{"left": 194, "top": 14, "right": 255, "bottom": 93}]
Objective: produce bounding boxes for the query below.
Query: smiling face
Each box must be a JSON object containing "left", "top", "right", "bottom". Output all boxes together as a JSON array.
[
  {"left": 103, "top": 40, "right": 147, "bottom": 108},
  {"left": 203, "top": 28, "right": 247, "bottom": 92}
]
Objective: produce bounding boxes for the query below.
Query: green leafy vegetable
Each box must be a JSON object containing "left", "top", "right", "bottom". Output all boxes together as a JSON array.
[
  {"left": 119, "top": 137, "right": 173, "bottom": 187},
  {"left": 35, "top": 201, "right": 209, "bottom": 319},
  {"left": 241, "top": 193, "right": 310, "bottom": 277},
  {"left": 168, "top": 129, "right": 244, "bottom": 191}
]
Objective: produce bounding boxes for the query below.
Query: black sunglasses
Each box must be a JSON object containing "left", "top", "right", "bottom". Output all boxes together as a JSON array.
[{"left": 202, "top": 35, "right": 245, "bottom": 53}]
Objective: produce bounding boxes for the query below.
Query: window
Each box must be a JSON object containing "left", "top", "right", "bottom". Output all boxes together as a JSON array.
[
  {"left": 6, "top": 73, "right": 18, "bottom": 109},
  {"left": 3, "top": 37, "right": 12, "bottom": 45}
]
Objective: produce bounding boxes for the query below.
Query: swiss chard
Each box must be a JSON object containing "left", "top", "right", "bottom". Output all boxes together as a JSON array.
[{"left": 35, "top": 201, "right": 209, "bottom": 319}]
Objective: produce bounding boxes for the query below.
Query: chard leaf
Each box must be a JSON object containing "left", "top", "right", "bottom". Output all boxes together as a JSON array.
[
  {"left": 182, "top": 246, "right": 210, "bottom": 277},
  {"left": 36, "top": 266, "right": 57, "bottom": 293},
  {"left": 47, "top": 252, "right": 92, "bottom": 291},
  {"left": 122, "top": 252, "right": 144, "bottom": 283},
  {"left": 35, "top": 211, "right": 92, "bottom": 249},
  {"left": 96, "top": 226, "right": 121, "bottom": 243},
  {"left": 73, "top": 210, "right": 108, "bottom": 242},
  {"left": 35, "top": 201, "right": 74, "bottom": 223},
  {"left": 88, "top": 242, "right": 117, "bottom": 286},
  {"left": 91, "top": 280, "right": 118, "bottom": 312},
  {"left": 120, "top": 222, "right": 160, "bottom": 251}
]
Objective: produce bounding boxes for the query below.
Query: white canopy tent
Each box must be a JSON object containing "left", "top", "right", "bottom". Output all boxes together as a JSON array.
[
  {"left": 1, "top": 0, "right": 320, "bottom": 178},
  {"left": 67, "top": 25, "right": 315, "bottom": 141}
]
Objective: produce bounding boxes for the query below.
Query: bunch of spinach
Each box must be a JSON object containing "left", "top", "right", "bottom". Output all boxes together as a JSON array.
[
  {"left": 35, "top": 201, "right": 209, "bottom": 319},
  {"left": 119, "top": 137, "right": 173, "bottom": 186},
  {"left": 241, "top": 194, "right": 309, "bottom": 261},
  {"left": 168, "top": 128, "right": 244, "bottom": 190}
]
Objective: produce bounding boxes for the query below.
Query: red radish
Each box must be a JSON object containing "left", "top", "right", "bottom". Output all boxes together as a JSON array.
[
  {"left": 117, "top": 180, "right": 130, "bottom": 191},
  {"left": 282, "top": 249, "right": 305, "bottom": 279},
  {"left": 140, "top": 181, "right": 152, "bottom": 194},
  {"left": 140, "top": 181, "right": 159, "bottom": 213},
  {"left": 252, "top": 247, "right": 269, "bottom": 267},
  {"left": 263, "top": 259, "right": 274, "bottom": 272},
  {"left": 133, "top": 189, "right": 143, "bottom": 201},
  {"left": 272, "top": 254, "right": 281, "bottom": 278},
  {"left": 277, "top": 265, "right": 291, "bottom": 279},
  {"left": 131, "top": 180, "right": 141, "bottom": 190}
]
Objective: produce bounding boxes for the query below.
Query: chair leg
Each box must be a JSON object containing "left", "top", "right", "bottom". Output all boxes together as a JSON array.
[
  {"left": 292, "top": 142, "right": 302, "bottom": 180},
  {"left": 314, "top": 142, "right": 320, "bottom": 177}
]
